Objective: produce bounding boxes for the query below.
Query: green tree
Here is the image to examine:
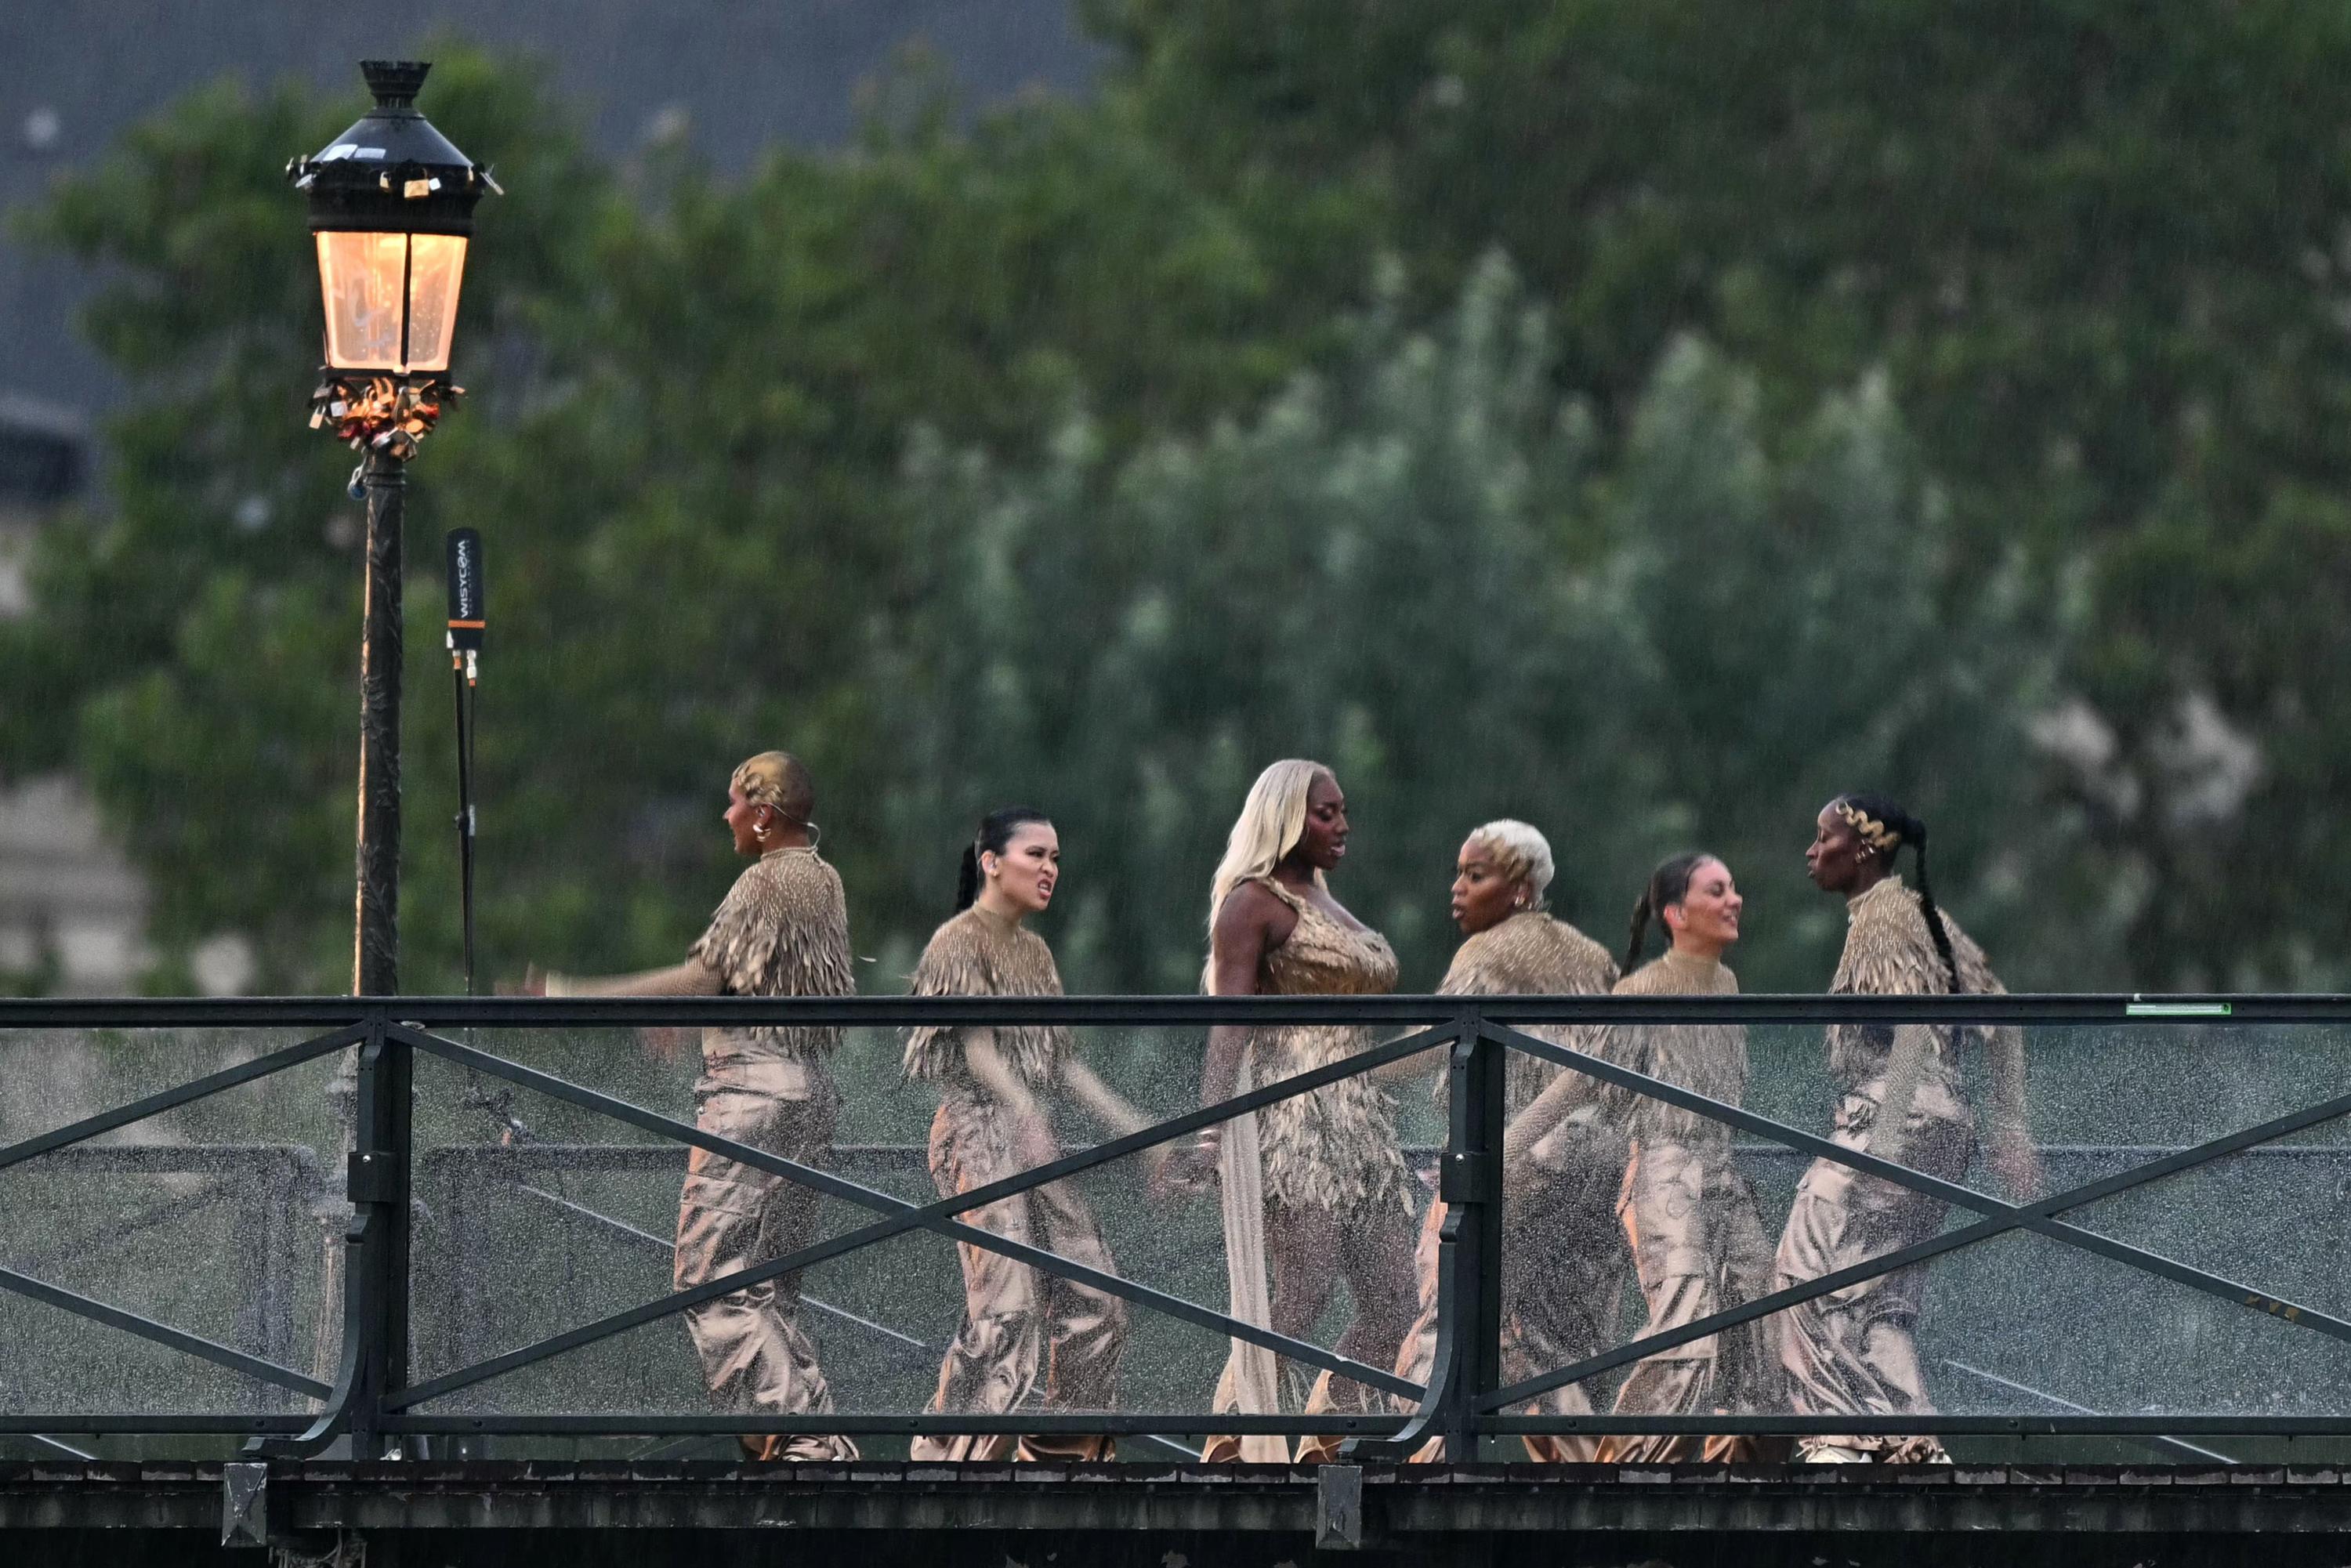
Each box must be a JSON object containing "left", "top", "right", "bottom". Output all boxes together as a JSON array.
[
  {"left": 887, "top": 258, "right": 2085, "bottom": 996},
  {"left": 1085, "top": 0, "right": 2351, "bottom": 983},
  {"left": 2, "top": 47, "right": 1326, "bottom": 990}
]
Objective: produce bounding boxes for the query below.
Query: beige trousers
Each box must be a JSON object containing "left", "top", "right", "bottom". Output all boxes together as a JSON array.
[
  {"left": 910, "top": 1096, "right": 1126, "bottom": 1462},
  {"left": 675, "top": 1066, "right": 856, "bottom": 1462},
  {"left": 1773, "top": 1077, "right": 1976, "bottom": 1463},
  {"left": 1598, "top": 1136, "right": 1784, "bottom": 1464},
  {"left": 1393, "top": 1123, "right": 1632, "bottom": 1463}
]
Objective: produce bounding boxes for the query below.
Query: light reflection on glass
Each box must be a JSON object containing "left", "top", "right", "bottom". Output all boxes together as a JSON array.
[{"left": 315, "top": 231, "right": 469, "bottom": 373}]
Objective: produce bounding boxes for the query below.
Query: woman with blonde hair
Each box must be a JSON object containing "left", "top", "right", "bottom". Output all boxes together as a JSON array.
[{"left": 1178, "top": 759, "right": 1409, "bottom": 1464}]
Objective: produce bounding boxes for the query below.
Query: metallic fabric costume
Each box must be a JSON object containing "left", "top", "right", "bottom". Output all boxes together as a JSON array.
[
  {"left": 1597, "top": 948, "right": 1784, "bottom": 1464},
  {"left": 1204, "top": 877, "right": 1404, "bottom": 1463},
  {"left": 1393, "top": 911, "right": 1628, "bottom": 1461},
  {"left": 904, "top": 906, "right": 1125, "bottom": 1462},
  {"left": 552, "top": 846, "right": 858, "bottom": 1462},
  {"left": 1772, "top": 876, "right": 2026, "bottom": 1463}
]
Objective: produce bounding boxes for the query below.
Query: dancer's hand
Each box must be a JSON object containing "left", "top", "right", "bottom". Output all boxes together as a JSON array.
[
  {"left": 502, "top": 965, "right": 549, "bottom": 997},
  {"left": 638, "top": 1026, "right": 690, "bottom": 1063},
  {"left": 1991, "top": 1140, "right": 2044, "bottom": 1201},
  {"left": 1155, "top": 1128, "right": 1219, "bottom": 1196}
]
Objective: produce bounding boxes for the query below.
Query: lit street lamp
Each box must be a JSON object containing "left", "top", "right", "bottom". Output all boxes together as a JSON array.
[{"left": 288, "top": 60, "right": 496, "bottom": 995}]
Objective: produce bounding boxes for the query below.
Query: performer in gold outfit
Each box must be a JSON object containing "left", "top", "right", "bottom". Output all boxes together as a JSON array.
[
  {"left": 534, "top": 751, "right": 857, "bottom": 1462},
  {"left": 1387, "top": 819, "right": 1627, "bottom": 1462},
  {"left": 1773, "top": 795, "right": 2040, "bottom": 1464},
  {"left": 904, "top": 807, "right": 1160, "bottom": 1462},
  {"left": 1177, "top": 760, "right": 1410, "bottom": 1465},
  {"left": 1574, "top": 852, "right": 1784, "bottom": 1462}
]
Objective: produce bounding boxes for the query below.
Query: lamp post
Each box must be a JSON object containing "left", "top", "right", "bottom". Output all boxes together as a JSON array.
[
  {"left": 284, "top": 62, "right": 495, "bottom": 1458},
  {"left": 289, "top": 60, "right": 495, "bottom": 995}
]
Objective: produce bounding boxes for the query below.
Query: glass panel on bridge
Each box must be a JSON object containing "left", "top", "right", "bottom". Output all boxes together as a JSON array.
[{"left": 0, "top": 1026, "right": 346, "bottom": 1424}]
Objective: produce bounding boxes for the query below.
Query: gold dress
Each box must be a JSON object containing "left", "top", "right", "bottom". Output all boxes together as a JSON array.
[
  {"left": 903, "top": 905, "right": 1125, "bottom": 1463},
  {"left": 1771, "top": 876, "right": 2023, "bottom": 1463},
  {"left": 1597, "top": 948, "right": 1784, "bottom": 1464},
  {"left": 1393, "top": 911, "right": 1628, "bottom": 1462},
  {"left": 1204, "top": 876, "right": 1404, "bottom": 1464},
  {"left": 672, "top": 847, "right": 858, "bottom": 1463}
]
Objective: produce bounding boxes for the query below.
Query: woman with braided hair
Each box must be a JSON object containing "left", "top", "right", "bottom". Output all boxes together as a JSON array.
[
  {"left": 1773, "top": 795, "right": 2041, "bottom": 1464},
  {"left": 530, "top": 751, "right": 857, "bottom": 1462}
]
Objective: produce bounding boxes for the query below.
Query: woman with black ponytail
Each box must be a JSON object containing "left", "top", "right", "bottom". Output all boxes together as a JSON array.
[
  {"left": 1773, "top": 795, "right": 2039, "bottom": 1464},
  {"left": 1507, "top": 851, "right": 1784, "bottom": 1462},
  {"left": 902, "top": 808, "right": 1161, "bottom": 1461}
]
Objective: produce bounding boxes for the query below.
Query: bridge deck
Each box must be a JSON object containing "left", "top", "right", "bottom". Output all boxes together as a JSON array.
[{"left": 12, "top": 1459, "right": 2351, "bottom": 1563}]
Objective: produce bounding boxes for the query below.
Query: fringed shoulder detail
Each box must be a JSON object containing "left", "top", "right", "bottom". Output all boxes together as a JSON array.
[
  {"left": 1596, "top": 947, "right": 1745, "bottom": 1142},
  {"left": 901, "top": 907, "right": 1068, "bottom": 1086},
  {"left": 686, "top": 849, "right": 853, "bottom": 1055},
  {"left": 1438, "top": 912, "right": 1618, "bottom": 1000},
  {"left": 1828, "top": 875, "right": 2007, "bottom": 1087},
  {"left": 1835, "top": 877, "right": 1963, "bottom": 998}
]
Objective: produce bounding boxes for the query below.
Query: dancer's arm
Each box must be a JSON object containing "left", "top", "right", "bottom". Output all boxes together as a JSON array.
[
  {"left": 1984, "top": 1024, "right": 2041, "bottom": 1197},
  {"left": 1499, "top": 1049, "right": 1604, "bottom": 1164},
  {"left": 965, "top": 1030, "right": 1060, "bottom": 1171},
  {"left": 1057, "top": 1056, "right": 1176, "bottom": 1182},
  {"left": 538, "top": 958, "right": 724, "bottom": 998}
]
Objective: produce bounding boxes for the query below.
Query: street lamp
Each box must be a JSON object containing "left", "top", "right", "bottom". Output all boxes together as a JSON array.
[{"left": 288, "top": 60, "right": 496, "bottom": 995}]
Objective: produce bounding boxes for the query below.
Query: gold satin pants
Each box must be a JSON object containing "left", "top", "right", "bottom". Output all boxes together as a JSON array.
[
  {"left": 1773, "top": 1080, "right": 1975, "bottom": 1463},
  {"left": 1598, "top": 1136, "right": 1784, "bottom": 1464},
  {"left": 1394, "top": 1125, "right": 1632, "bottom": 1463},
  {"left": 674, "top": 1072, "right": 856, "bottom": 1462},
  {"left": 911, "top": 1096, "right": 1125, "bottom": 1462}
]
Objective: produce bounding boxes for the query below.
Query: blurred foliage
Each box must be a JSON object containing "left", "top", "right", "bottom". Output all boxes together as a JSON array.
[
  {"left": 889, "top": 259, "right": 2075, "bottom": 991},
  {"left": 1089, "top": 0, "right": 2351, "bottom": 985},
  {"left": 9, "top": 4, "right": 2348, "bottom": 994}
]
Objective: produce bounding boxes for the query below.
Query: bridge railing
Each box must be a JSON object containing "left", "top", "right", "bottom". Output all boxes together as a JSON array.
[{"left": 2, "top": 993, "right": 2348, "bottom": 1460}]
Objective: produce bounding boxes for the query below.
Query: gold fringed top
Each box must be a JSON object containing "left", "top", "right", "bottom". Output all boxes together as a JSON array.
[
  {"left": 901, "top": 904, "right": 1069, "bottom": 1090},
  {"left": 1595, "top": 947, "right": 1745, "bottom": 1149},
  {"left": 1829, "top": 875, "right": 2002, "bottom": 1082},
  {"left": 1434, "top": 911, "right": 1619, "bottom": 1118},
  {"left": 1828, "top": 875, "right": 2025, "bottom": 1145},
  {"left": 1241, "top": 878, "right": 1408, "bottom": 1217},
  {"left": 686, "top": 846, "right": 853, "bottom": 1062}
]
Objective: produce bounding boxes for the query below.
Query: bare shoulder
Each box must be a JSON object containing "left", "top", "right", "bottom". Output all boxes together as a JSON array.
[{"left": 1213, "top": 879, "right": 1297, "bottom": 954}]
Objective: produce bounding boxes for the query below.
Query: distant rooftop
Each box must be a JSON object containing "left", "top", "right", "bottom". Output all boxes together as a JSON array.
[{"left": 0, "top": 0, "right": 1101, "bottom": 444}]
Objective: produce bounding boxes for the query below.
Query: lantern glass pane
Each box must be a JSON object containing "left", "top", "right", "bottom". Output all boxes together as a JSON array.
[
  {"left": 314, "top": 231, "right": 469, "bottom": 373},
  {"left": 402, "top": 234, "right": 468, "bottom": 373}
]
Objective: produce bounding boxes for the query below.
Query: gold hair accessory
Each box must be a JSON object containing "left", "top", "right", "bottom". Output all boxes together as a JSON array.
[{"left": 1835, "top": 801, "right": 1900, "bottom": 853}]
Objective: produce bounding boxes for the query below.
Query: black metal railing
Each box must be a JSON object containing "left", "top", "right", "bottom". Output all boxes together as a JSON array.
[{"left": 2, "top": 992, "right": 2349, "bottom": 1458}]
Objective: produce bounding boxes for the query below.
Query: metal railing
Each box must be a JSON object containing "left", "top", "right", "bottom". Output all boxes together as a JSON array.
[{"left": 2, "top": 991, "right": 2349, "bottom": 1458}]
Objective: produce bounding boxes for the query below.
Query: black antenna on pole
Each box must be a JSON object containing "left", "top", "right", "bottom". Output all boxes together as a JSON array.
[{"left": 444, "top": 527, "right": 484, "bottom": 995}]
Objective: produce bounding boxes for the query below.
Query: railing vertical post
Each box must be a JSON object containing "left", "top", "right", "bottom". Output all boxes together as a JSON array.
[
  {"left": 1433, "top": 1004, "right": 1505, "bottom": 1461},
  {"left": 344, "top": 1007, "right": 414, "bottom": 1458}
]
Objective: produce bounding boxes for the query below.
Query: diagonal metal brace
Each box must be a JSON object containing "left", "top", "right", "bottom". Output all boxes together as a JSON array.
[
  {"left": 0, "top": 1262, "right": 331, "bottom": 1398},
  {"left": 1480, "top": 1022, "right": 2351, "bottom": 1410},
  {"left": 0, "top": 1025, "right": 364, "bottom": 1174},
  {"left": 387, "top": 1023, "right": 1434, "bottom": 1409}
]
